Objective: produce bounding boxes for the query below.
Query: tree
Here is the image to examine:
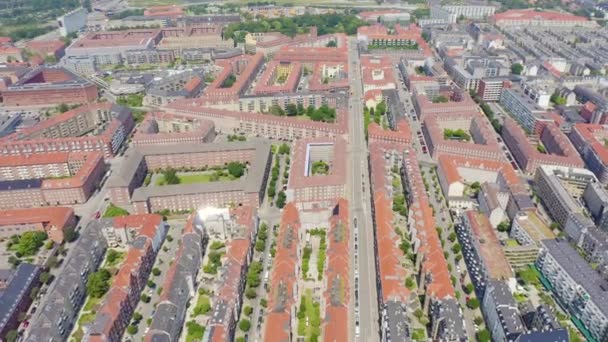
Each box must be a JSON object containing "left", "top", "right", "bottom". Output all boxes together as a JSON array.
[
  {"left": 133, "top": 312, "right": 143, "bottom": 322},
  {"left": 448, "top": 232, "right": 457, "bottom": 242},
  {"left": 476, "top": 329, "right": 491, "bottom": 342},
  {"left": 64, "top": 226, "right": 78, "bottom": 242},
  {"left": 550, "top": 93, "right": 567, "bottom": 106},
  {"left": 141, "top": 294, "right": 151, "bottom": 303},
  {"left": 285, "top": 103, "right": 298, "bottom": 116},
  {"left": 106, "top": 249, "right": 122, "bottom": 265},
  {"left": 326, "top": 40, "right": 337, "bottom": 47},
  {"left": 12, "top": 231, "right": 48, "bottom": 257},
  {"left": 227, "top": 162, "right": 245, "bottom": 178},
  {"left": 452, "top": 243, "right": 462, "bottom": 254},
  {"left": 244, "top": 305, "right": 253, "bottom": 316},
  {"left": 511, "top": 63, "right": 524, "bottom": 75},
  {"left": 239, "top": 319, "right": 251, "bottom": 332},
  {"left": 57, "top": 103, "right": 70, "bottom": 113},
  {"left": 245, "top": 288, "right": 257, "bottom": 299},
  {"left": 40, "top": 272, "right": 53, "bottom": 284},
  {"left": 464, "top": 283, "right": 474, "bottom": 294},
  {"left": 162, "top": 167, "right": 180, "bottom": 185},
  {"left": 87, "top": 269, "right": 111, "bottom": 298},
  {"left": 127, "top": 325, "right": 138, "bottom": 335},
  {"left": 278, "top": 143, "right": 290, "bottom": 155},
  {"left": 497, "top": 220, "right": 511, "bottom": 232},
  {"left": 276, "top": 191, "right": 287, "bottom": 208},
  {"left": 152, "top": 268, "right": 161, "bottom": 276},
  {"left": 474, "top": 316, "right": 484, "bottom": 325},
  {"left": 467, "top": 297, "right": 480, "bottom": 309},
  {"left": 5, "top": 330, "right": 18, "bottom": 342}
]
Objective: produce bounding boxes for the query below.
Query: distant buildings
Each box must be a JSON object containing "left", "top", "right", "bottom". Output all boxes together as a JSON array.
[
  {"left": 132, "top": 112, "right": 215, "bottom": 146},
  {"left": 1, "top": 67, "right": 97, "bottom": 107},
  {"left": 491, "top": 9, "right": 597, "bottom": 28},
  {"left": 537, "top": 239, "right": 608, "bottom": 341},
  {"left": 57, "top": 8, "right": 87, "bottom": 37},
  {"left": 570, "top": 123, "right": 608, "bottom": 184},
  {"left": 0, "top": 103, "right": 134, "bottom": 158},
  {"left": 499, "top": 87, "right": 554, "bottom": 134},
  {"left": 142, "top": 70, "right": 204, "bottom": 107}
]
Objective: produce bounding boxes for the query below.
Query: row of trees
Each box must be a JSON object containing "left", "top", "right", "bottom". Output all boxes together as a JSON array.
[
  {"left": 269, "top": 103, "right": 337, "bottom": 123},
  {"left": 226, "top": 12, "right": 367, "bottom": 42}
]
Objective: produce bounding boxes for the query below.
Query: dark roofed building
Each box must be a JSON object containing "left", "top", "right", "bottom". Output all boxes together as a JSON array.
[
  {"left": 25, "top": 221, "right": 107, "bottom": 342},
  {"left": 0, "top": 264, "right": 41, "bottom": 340}
]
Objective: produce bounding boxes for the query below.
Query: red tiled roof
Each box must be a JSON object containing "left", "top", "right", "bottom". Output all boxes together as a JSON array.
[
  {"left": 264, "top": 203, "right": 299, "bottom": 341},
  {"left": 464, "top": 211, "right": 513, "bottom": 279},
  {"left": 323, "top": 199, "right": 350, "bottom": 342},
  {"left": 289, "top": 137, "right": 347, "bottom": 189},
  {"left": 438, "top": 154, "right": 522, "bottom": 189}
]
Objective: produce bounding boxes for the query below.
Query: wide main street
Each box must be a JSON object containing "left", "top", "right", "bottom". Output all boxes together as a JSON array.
[{"left": 347, "top": 36, "right": 380, "bottom": 342}]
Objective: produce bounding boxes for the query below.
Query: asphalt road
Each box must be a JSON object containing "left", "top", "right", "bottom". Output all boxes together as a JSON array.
[{"left": 347, "top": 37, "right": 379, "bottom": 342}]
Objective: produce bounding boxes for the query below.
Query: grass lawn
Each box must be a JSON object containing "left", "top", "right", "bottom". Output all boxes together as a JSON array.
[
  {"left": 411, "top": 328, "right": 426, "bottom": 341},
  {"left": 297, "top": 289, "right": 321, "bottom": 340},
  {"left": 193, "top": 295, "right": 211, "bottom": 316},
  {"left": 83, "top": 296, "right": 102, "bottom": 312},
  {"left": 155, "top": 172, "right": 235, "bottom": 186},
  {"left": 506, "top": 239, "right": 520, "bottom": 247},
  {"left": 129, "top": 0, "right": 181, "bottom": 6}
]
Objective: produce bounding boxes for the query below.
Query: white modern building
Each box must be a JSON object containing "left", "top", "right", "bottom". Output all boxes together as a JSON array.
[
  {"left": 536, "top": 239, "right": 608, "bottom": 342},
  {"left": 57, "top": 7, "right": 88, "bottom": 37}
]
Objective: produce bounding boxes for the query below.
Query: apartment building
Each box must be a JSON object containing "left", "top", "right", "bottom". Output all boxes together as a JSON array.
[
  {"left": 422, "top": 111, "right": 503, "bottom": 161},
  {"left": 400, "top": 149, "right": 466, "bottom": 339},
  {"left": 477, "top": 78, "right": 510, "bottom": 102},
  {"left": 145, "top": 215, "right": 205, "bottom": 341},
  {"left": 0, "top": 264, "right": 41, "bottom": 340},
  {"left": 107, "top": 142, "right": 271, "bottom": 213},
  {"left": 65, "top": 29, "right": 161, "bottom": 65},
  {"left": 142, "top": 70, "right": 204, "bottom": 107},
  {"left": 499, "top": 87, "right": 553, "bottom": 134},
  {"left": 0, "top": 207, "right": 76, "bottom": 243},
  {"left": 533, "top": 165, "right": 597, "bottom": 227},
  {"left": 570, "top": 124, "right": 608, "bottom": 184},
  {"left": 132, "top": 112, "right": 215, "bottom": 146},
  {"left": 0, "top": 151, "right": 105, "bottom": 209},
  {"left": 263, "top": 203, "right": 299, "bottom": 341},
  {"left": 87, "top": 215, "right": 167, "bottom": 341},
  {"left": 536, "top": 239, "right": 608, "bottom": 341},
  {"left": 25, "top": 222, "right": 107, "bottom": 341},
  {"left": 501, "top": 118, "right": 584, "bottom": 174},
  {"left": 491, "top": 9, "right": 597, "bottom": 28},
  {"left": 287, "top": 138, "right": 347, "bottom": 210},
  {"left": 459, "top": 211, "right": 515, "bottom": 295},
  {"left": 0, "top": 103, "right": 134, "bottom": 158},
  {"left": 1, "top": 67, "right": 97, "bottom": 107},
  {"left": 482, "top": 280, "right": 525, "bottom": 341},
  {"left": 166, "top": 102, "right": 348, "bottom": 142}
]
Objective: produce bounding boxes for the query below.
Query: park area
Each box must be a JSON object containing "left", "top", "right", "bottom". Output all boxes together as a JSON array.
[
  {"left": 145, "top": 163, "right": 247, "bottom": 187},
  {"left": 297, "top": 289, "right": 322, "bottom": 341}
]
